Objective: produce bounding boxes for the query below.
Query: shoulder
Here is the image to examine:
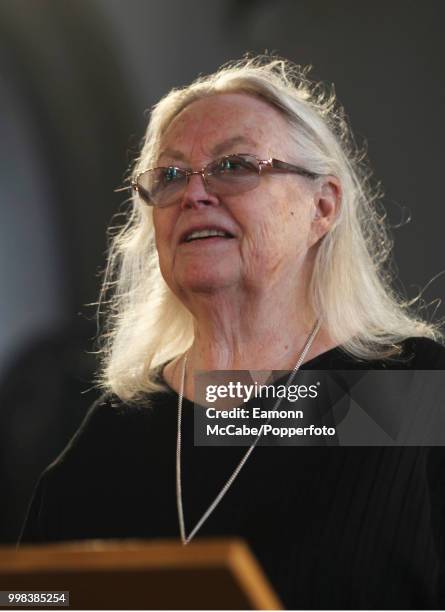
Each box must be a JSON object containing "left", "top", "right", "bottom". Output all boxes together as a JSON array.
[
  {"left": 45, "top": 387, "right": 173, "bottom": 475},
  {"left": 19, "top": 384, "right": 176, "bottom": 544},
  {"left": 348, "top": 336, "right": 445, "bottom": 370},
  {"left": 396, "top": 337, "right": 445, "bottom": 369},
  {"left": 314, "top": 336, "right": 445, "bottom": 370},
  {"left": 58, "top": 393, "right": 141, "bottom": 452}
]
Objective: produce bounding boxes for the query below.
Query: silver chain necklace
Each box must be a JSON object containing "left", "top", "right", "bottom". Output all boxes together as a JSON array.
[{"left": 176, "top": 319, "right": 322, "bottom": 545}]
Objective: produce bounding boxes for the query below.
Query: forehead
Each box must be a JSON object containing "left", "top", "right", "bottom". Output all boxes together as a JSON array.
[{"left": 159, "top": 92, "right": 292, "bottom": 161}]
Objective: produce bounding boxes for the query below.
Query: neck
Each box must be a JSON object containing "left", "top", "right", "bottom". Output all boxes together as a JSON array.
[
  {"left": 189, "top": 291, "right": 317, "bottom": 371},
  {"left": 166, "top": 280, "right": 330, "bottom": 401},
  {"left": 180, "top": 261, "right": 319, "bottom": 368}
]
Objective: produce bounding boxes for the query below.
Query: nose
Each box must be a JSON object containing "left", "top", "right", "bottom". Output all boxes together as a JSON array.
[{"left": 179, "top": 172, "right": 220, "bottom": 210}]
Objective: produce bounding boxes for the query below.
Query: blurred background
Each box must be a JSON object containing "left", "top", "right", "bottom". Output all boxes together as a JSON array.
[{"left": 0, "top": 0, "right": 444, "bottom": 543}]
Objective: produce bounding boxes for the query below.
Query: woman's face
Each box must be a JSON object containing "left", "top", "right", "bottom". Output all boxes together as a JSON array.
[{"left": 152, "top": 92, "right": 334, "bottom": 300}]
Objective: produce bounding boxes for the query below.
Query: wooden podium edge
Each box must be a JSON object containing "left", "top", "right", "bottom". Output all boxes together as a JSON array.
[
  {"left": 0, "top": 538, "right": 283, "bottom": 610},
  {"left": 224, "top": 540, "right": 283, "bottom": 610}
]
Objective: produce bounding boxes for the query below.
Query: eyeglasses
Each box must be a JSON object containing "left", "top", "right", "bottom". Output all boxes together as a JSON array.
[{"left": 131, "top": 153, "right": 320, "bottom": 207}]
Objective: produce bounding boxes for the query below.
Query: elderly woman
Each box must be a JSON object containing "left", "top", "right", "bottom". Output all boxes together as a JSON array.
[{"left": 20, "top": 57, "right": 445, "bottom": 609}]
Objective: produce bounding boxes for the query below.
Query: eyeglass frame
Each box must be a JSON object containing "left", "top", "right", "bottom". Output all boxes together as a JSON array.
[{"left": 129, "top": 153, "right": 322, "bottom": 207}]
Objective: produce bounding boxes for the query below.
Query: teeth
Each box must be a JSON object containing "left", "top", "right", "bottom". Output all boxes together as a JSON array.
[{"left": 185, "top": 229, "right": 229, "bottom": 242}]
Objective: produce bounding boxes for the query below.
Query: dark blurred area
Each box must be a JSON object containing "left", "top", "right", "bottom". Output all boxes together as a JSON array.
[{"left": 0, "top": 0, "right": 444, "bottom": 543}]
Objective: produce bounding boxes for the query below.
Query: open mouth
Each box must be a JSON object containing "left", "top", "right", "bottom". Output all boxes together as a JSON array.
[{"left": 183, "top": 229, "right": 235, "bottom": 243}]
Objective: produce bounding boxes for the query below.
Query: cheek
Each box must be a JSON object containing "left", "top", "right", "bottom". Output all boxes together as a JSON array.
[
  {"left": 238, "top": 219, "right": 284, "bottom": 281},
  {"left": 152, "top": 214, "right": 178, "bottom": 288},
  {"left": 153, "top": 211, "right": 173, "bottom": 258},
  {"left": 239, "top": 194, "right": 312, "bottom": 272}
]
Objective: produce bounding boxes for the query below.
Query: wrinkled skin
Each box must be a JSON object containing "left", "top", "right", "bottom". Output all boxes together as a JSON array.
[{"left": 151, "top": 93, "right": 340, "bottom": 387}]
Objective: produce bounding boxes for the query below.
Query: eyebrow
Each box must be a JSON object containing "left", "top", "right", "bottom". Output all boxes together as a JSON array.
[
  {"left": 158, "top": 135, "right": 259, "bottom": 164},
  {"left": 158, "top": 147, "right": 186, "bottom": 162},
  {"left": 211, "top": 135, "right": 259, "bottom": 157}
]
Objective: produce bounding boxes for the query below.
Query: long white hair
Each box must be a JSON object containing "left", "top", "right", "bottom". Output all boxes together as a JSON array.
[{"left": 96, "top": 56, "right": 442, "bottom": 403}]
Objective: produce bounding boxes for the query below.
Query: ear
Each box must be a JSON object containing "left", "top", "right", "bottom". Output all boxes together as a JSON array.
[{"left": 308, "top": 176, "right": 341, "bottom": 248}]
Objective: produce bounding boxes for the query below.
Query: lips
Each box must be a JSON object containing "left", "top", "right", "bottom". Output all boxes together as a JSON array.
[{"left": 179, "top": 225, "right": 235, "bottom": 244}]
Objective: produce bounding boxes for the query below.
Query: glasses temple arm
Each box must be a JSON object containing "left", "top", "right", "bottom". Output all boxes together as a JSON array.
[
  {"left": 268, "top": 158, "right": 320, "bottom": 179},
  {"left": 114, "top": 186, "right": 133, "bottom": 193}
]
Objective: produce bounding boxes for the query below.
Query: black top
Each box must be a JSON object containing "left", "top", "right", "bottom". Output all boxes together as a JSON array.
[{"left": 19, "top": 337, "right": 445, "bottom": 609}]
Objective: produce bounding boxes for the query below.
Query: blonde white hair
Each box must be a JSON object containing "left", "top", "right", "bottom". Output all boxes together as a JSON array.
[{"left": 96, "top": 56, "right": 442, "bottom": 402}]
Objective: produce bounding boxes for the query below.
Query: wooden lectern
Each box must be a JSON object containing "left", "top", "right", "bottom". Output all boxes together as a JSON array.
[{"left": 0, "top": 538, "right": 282, "bottom": 609}]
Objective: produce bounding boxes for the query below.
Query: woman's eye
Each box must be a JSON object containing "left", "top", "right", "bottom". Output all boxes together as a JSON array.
[
  {"left": 163, "top": 167, "right": 182, "bottom": 183},
  {"left": 218, "top": 158, "right": 244, "bottom": 172}
]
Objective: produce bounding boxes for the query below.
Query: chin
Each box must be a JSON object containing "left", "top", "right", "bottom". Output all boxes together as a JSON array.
[{"left": 174, "top": 267, "right": 238, "bottom": 295}]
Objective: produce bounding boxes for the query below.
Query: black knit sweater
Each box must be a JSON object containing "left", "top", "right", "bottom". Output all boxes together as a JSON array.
[{"left": 19, "top": 338, "right": 445, "bottom": 609}]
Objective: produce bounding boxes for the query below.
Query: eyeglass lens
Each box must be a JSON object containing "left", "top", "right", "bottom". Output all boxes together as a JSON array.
[{"left": 137, "top": 154, "right": 260, "bottom": 206}]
